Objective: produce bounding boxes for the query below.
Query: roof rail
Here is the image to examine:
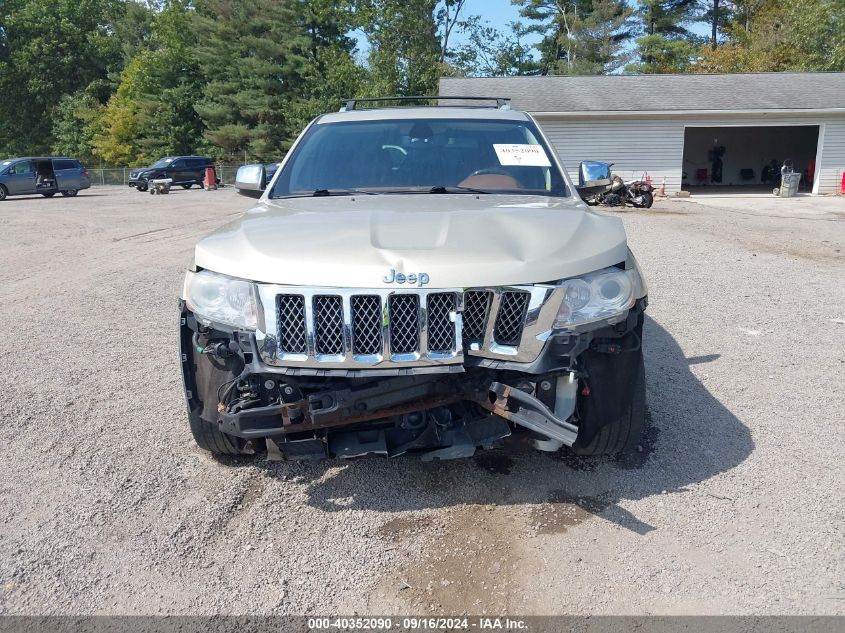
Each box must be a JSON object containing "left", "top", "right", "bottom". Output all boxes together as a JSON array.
[{"left": 339, "top": 96, "right": 511, "bottom": 112}]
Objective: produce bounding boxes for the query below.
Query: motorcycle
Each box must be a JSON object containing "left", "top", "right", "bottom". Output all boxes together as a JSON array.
[{"left": 576, "top": 161, "right": 655, "bottom": 209}]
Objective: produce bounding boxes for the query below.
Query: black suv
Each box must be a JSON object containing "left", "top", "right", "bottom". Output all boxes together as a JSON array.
[{"left": 128, "top": 156, "right": 215, "bottom": 192}]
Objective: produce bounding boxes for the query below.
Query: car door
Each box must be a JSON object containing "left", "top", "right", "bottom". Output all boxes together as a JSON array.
[
  {"left": 167, "top": 158, "right": 189, "bottom": 183},
  {"left": 53, "top": 159, "right": 82, "bottom": 191},
  {"left": 188, "top": 158, "right": 206, "bottom": 183},
  {"left": 5, "top": 160, "right": 36, "bottom": 195}
]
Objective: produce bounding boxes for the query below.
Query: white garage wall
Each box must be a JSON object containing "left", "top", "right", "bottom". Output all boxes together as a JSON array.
[
  {"left": 535, "top": 113, "right": 845, "bottom": 194},
  {"left": 817, "top": 121, "right": 845, "bottom": 194},
  {"left": 537, "top": 117, "right": 685, "bottom": 192}
]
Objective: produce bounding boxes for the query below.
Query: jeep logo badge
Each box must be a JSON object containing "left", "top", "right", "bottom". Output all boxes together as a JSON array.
[{"left": 383, "top": 268, "right": 429, "bottom": 287}]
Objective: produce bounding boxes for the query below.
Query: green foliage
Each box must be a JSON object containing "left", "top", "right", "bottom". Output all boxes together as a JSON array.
[
  {"left": 1, "top": 0, "right": 843, "bottom": 161},
  {"left": 0, "top": 0, "right": 122, "bottom": 155},
  {"left": 193, "top": 0, "right": 360, "bottom": 161},
  {"left": 693, "top": 0, "right": 845, "bottom": 72},
  {"left": 358, "top": 0, "right": 441, "bottom": 96},
  {"left": 628, "top": 0, "right": 700, "bottom": 72},
  {"left": 513, "top": 0, "right": 634, "bottom": 75},
  {"left": 446, "top": 18, "right": 542, "bottom": 76}
]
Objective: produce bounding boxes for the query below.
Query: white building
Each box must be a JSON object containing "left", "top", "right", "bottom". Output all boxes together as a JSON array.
[{"left": 440, "top": 73, "right": 845, "bottom": 195}]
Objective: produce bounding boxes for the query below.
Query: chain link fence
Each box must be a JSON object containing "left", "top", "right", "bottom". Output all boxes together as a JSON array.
[{"left": 87, "top": 165, "right": 244, "bottom": 186}]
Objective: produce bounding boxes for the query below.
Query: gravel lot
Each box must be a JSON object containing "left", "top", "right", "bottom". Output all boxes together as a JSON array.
[{"left": 0, "top": 187, "right": 843, "bottom": 616}]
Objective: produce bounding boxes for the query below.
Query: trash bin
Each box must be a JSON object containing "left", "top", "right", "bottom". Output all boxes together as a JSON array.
[
  {"left": 778, "top": 172, "right": 801, "bottom": 197},
  {"left": 774, "top": 159, "right": 801, "bottom": 197}
]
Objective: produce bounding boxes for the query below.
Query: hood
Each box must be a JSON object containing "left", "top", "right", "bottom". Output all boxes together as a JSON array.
[{"left": 194, "top": 194, "right": 628, "bottom": 288}]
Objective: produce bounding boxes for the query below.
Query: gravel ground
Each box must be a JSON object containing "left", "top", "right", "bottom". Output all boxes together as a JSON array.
[{"left": 0, "top": 187, "right": 843, "bottom": 616}]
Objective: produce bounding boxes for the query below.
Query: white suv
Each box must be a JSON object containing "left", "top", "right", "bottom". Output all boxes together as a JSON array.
[{"left": 179, "top": 97, "right": 648, "bottom": 461}]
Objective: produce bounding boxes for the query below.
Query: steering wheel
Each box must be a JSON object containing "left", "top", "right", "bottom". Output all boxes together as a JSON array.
[{"left": 467, "top": 167, "right": 512, "bottom": 178}]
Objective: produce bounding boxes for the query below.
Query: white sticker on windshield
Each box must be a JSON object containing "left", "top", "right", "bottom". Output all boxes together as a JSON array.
[{"left": 493, "top": 144, "right": 551, "bottom": 167}]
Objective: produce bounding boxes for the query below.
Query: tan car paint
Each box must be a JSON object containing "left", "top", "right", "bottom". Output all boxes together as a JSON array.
[{"left": 193, "top": 194, "right": 630, "bottom": 288}]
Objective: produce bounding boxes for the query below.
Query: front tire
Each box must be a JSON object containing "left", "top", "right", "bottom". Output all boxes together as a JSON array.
[
  {"left": 42, "top": 192, "right": 57, "bottom": 198},
  {"left": 571, "top": 355, "right": 646, "bottom": 456},
  {"left": 137, "top": 180, "right": 148, "bottom": 192},
  {"left": 61, "top": 189, "right": 78, "bottom": 197},
  {"left": 0, "top": 185, "right": 7, "bottom": 201},
  {"left": 189, "top": 413, "right": 249, "bottom": 456},
  {"left": 633, "top": 191, "right": 654, "bottom": 208}
]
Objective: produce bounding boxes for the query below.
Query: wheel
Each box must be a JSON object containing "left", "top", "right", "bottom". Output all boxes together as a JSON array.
[
  {"left": 0, "top": 185, "right": 7, "bottom": 201},
  {"left": 571, "top": 355, "right": 646, "bottom": 456},
  {"left": 634, "top": 191, "right": 654, "bottom": 208},
  {"left": 42, "top": 192, "right": 57, "bottom": 197},
  {"left": 181, "top": 184, "right": 192, "bottom": 190},
  {"left": 189, "top": 413, "right": 249, "bottom": 456},
  {"left": 137, "top": 180, "right": 148, "bottom": 192},
  {"left": 61, "top": 190, "right": 78, "bottom": 197}
]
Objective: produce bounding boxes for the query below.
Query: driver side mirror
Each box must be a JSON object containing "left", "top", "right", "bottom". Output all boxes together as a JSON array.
[{"left": 235, "top": 164, "right": 267, "bottom": 199}]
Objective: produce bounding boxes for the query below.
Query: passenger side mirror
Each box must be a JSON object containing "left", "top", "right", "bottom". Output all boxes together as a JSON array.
[
  {"left": 578, "top": 161, "right": 612, "bottom": 187},
  {"left": 576, "top": 160, "right": 613, "bottom": 201},
  {"left": 235, "top": 164, "right": 266, "bottom": 199}
]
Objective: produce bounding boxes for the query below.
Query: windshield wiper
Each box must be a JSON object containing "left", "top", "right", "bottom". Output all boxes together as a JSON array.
[
  {"left": 429, "top": 185, "right": 492, "bottom": 195},
  {"left": 277, "top": 188, "right": 383, "bottom": 199}
]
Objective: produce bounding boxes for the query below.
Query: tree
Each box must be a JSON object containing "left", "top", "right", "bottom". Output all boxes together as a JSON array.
[
  {"left": 193, "top": 0, "right": 362, "bottom": 160},
  {"left": 692, "top": 0, "right": 845, "bottom": 73},
  {"left": 0, "top": 0, "right": 122, "bottom": 155},
  {"left": 629, "top": 0, "right": 700, "bottom": 73},
  {"left": 514, "top": 0, "right": 634, "bottom": 75},
  {"left": 358, "top": 0, "right": 441, "bottom": 96},
  {"left": 446, "top": 19, "right": 542, "bottom": 76}
]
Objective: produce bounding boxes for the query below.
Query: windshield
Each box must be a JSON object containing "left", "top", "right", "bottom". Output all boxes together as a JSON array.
[
  {"left": 270, "top": 118, "right": 568, "bottom": 198},
  {"left": 150, "top": 157, "right": 175, "bottom": 169}
]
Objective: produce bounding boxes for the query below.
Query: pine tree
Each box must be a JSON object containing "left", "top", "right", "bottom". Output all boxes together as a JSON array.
[
  {"left": 629, "top": 0, "right": 700, "bottom": 73},
  {"left": 514, "top": 0, "right": 633, "bottom": 75}
]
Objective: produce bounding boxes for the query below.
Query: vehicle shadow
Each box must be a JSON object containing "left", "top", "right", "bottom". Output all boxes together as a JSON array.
[{"left": 256, "top": 315, "right": 754, "bottom": 529}]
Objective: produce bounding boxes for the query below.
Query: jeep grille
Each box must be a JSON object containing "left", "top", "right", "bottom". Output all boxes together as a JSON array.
[
  {"left": 494, "top": 291, "right": 530, "bottom": 346},
  {"left": 268, "top": 287, "right": 537, "bottom": 366},
  {"left": 426, "top": 292, "right": 457, "bottom": 353},
  {"left": 387, "top": 294, "right": 420, "bottom": 355},
  {"left": 462, "top": 290, "right": 492, "bottom": 341},
  {"left": 350, "top": 295, "right": 383, "bottom": 355},
  {"left": 276, "top": 295, "right": 308, "bottom": 354}
]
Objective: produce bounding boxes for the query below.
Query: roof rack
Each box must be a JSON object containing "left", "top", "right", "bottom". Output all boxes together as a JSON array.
[{"left": 339, "top": 96, "right": 511, "bottom": 112}]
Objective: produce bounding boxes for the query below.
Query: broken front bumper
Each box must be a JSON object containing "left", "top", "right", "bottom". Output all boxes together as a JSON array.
[{"left": 179, "top": 298, "right": 646, "bottom": 459}]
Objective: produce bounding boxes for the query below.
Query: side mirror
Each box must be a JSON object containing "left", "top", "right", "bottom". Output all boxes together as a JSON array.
[
  {"left": 578, "top": 160, "right": 612, "bottom": 187},
  {"left": 235, "top": 164, "right": 266, "bottom": 198}
]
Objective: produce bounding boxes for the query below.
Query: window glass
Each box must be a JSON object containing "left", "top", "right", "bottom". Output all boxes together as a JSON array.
[
  {"left": 53, "top": 159, "right": 77, "bottom": 170},
  {"left": 12, "top": 160, "right": 33, "bottom": 174},
  {"left": 150, "top": 157, "right": 174, "bottom": 168},
  {"left": 271, "top": 118, "right": 567, "bottom": 198}
]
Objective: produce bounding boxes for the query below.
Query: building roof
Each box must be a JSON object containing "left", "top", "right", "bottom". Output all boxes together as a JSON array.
[{"left": 439, "top": 73, "right": 845, "bottom": 113}]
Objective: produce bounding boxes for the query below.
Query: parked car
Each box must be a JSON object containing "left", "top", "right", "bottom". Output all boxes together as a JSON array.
[
  {"left": 128, "top": 156, "right": 215, "bottom": 192},
  {"left": 0, "top": 157, "right": 91, "bottom": 200},
  {"left": 179, "top": 97, "right": 648, "bottom": 462}
]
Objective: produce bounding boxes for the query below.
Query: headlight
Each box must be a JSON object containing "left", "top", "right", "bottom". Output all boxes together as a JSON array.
[
  {"left": 553, "top": 267, "right": 639, "bottom": 329},
  {"left": 184, "top": 270, "right": 259, "bottom": 330}
]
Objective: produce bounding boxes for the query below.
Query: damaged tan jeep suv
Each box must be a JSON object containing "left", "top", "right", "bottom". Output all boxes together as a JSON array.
[{"left": 179, "top": 97, "right": 648, "bottom": 461}]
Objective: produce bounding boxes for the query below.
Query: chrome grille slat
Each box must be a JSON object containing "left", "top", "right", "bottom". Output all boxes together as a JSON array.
[
  {"left": 426, "top": 292, "right": 457, "bottom": 353},
  {"left": 462, "top": 290, "right": 492, "bottom": 341},
  {"left": 313, "top": 295, "right": 344, "bottom": 355},
  {"left": 260, "top": 285, "right": 548, "bottom": 368},
  {"left": 350, "top": 295, "right": 383, "bottom": 355},
  {"left": 276, "top": 295, "right": 308, "bottom": 353},
  {"left": 494, "top": 291, "right": 530, "bottom": 346},
  {"left": 388, "top": 294, "right": 420, "bottom": 354}
]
